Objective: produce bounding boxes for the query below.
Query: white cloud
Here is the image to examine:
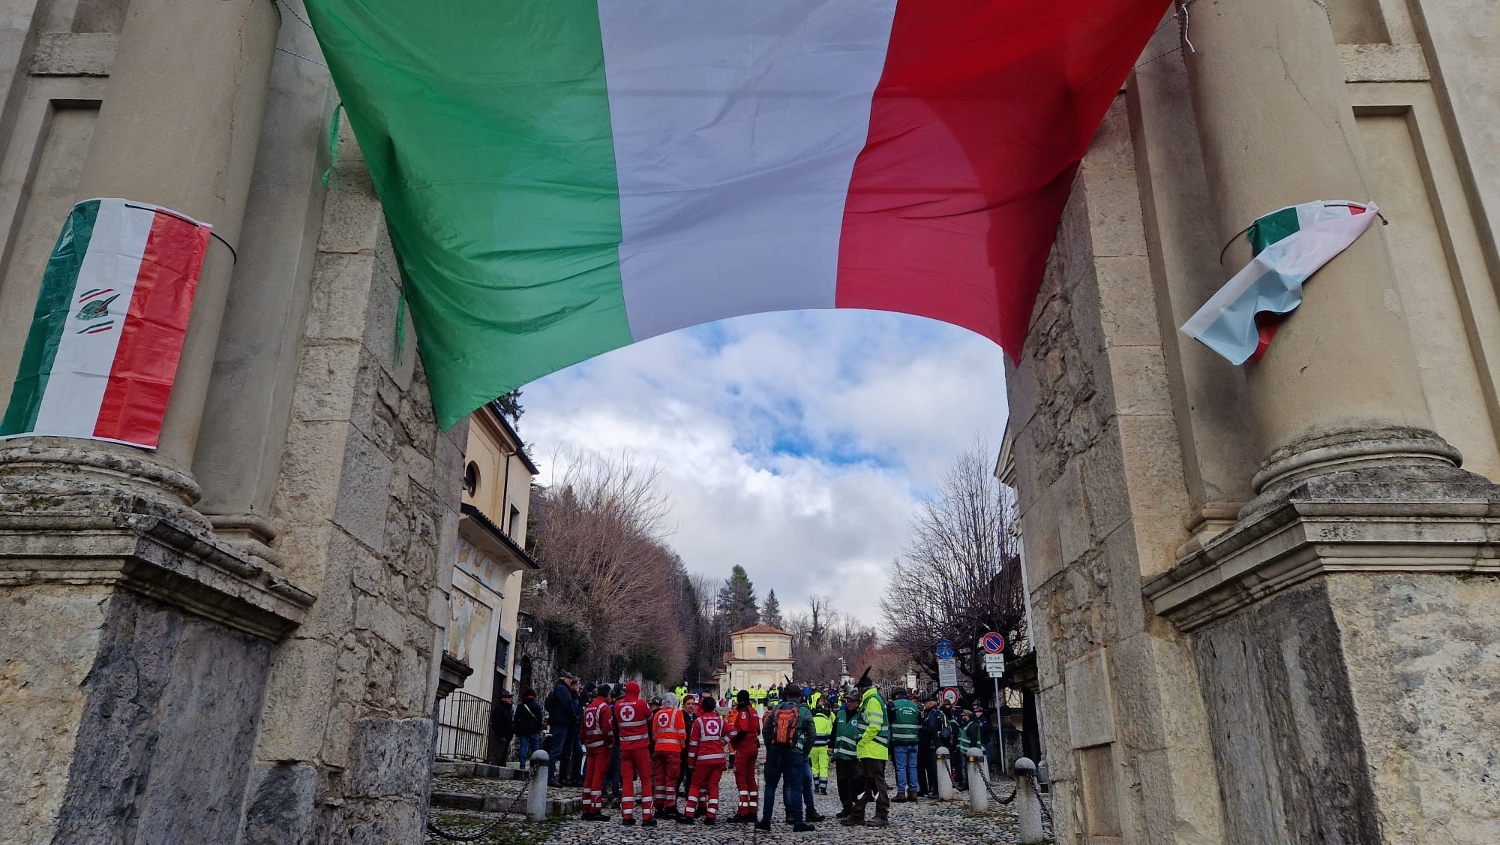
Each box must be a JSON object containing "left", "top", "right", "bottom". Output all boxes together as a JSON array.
[{"left": 520, "top": 309, "right": 1009, "bottom": 630}]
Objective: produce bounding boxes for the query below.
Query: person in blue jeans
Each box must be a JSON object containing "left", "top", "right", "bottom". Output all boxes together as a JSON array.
[
  {"left": 756, "top": 687, "right": 816, "bottom": 832},
  {"left": 888, "top": 689, "right": 922, "bottom": 801}
]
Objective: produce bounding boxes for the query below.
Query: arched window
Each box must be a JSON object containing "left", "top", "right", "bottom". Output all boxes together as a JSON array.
[{"left": 463, "top": 461, "right": 480, "bottom": 496}]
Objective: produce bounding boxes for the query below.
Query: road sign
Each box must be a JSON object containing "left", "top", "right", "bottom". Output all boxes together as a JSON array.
[
  {"left": 941, "top": 687, "right": 959, "bottom": 706},
  {"left": 984, "top": 654, "right": 1006, "bottom": 676},
  {"left": 981, "top": 632, "right": 1005, "bottom": 654},
  {"left": 937, "top": 656, "right": 959, "bottom": 687},
  {"left": 935, "top": 640, "right": 955, "bottom": 660}
]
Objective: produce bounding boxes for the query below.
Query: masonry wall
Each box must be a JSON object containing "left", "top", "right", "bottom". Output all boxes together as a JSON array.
[
  {"left": 1007, "top": 1, "right": 1500, "bottom": 842},
  {"left": 1008, "top": 95, "right": 1225, "bottom": 845},
  {"left": 238, "top": 122, "right": 467, "bottom": 843}
]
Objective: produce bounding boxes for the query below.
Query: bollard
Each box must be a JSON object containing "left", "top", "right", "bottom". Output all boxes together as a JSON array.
[
  {"left": 967, "top": 754, "right": 988, "bottom": 813},
  {"left": 935, "top": 747, "right": 954, "bottom": 800},
  {"left": 527, "top": 750, "right": 550, "bottom": 822},
  {"left": 1013, "top": 757, "right": 1043, "bottom": 844}
]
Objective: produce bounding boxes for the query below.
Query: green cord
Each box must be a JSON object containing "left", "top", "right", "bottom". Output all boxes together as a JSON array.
[{"left": 321, "top": 102, "right": 343, "bottom": 188}]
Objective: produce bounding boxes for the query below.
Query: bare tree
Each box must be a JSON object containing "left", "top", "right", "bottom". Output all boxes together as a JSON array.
[
  {"left": 527, "top": 451, "right": 689, "bottom": 681},
  {"left": 880, "top": 440, "right": 1027, "bottom": 702}
]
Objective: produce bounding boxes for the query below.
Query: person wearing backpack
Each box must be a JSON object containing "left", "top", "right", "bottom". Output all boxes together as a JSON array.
[
  {"left": 784, "top": 692, "right": 825, "bottom": 825},
  {"left": 513, "top": 689, "right": 545, "bottom": 770},
  {"left": 755, "top": 685, "right": 816, "bottom": 833},
  {"left": 841, "top": 668, "right": 891, "bottom": 828},
  {"left": 830, "top": 693, "right": 863, "bottom": 818},
  {"left": 889, "top": 689, "right": 922, "bottom": 802},
  {"left": 725, "top": 689, "right": 761, "bottom": 823}
]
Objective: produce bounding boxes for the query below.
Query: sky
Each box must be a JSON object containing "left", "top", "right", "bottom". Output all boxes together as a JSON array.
[{"left": 518, "top": 308, "right": 1009, "bottom": 631}]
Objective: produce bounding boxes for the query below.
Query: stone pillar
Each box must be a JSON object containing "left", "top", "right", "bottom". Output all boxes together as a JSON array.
[
  {"left": 1184, "top": 0, "right": 1461, "bottom": 506},
  {"left": 0, "top": 4, "right": 303, "bottom": 844},
  {"left": 0, "top": 0, "right": 278, "bottom": 516},
  {"left": 1149, "top": 8, "right": 1500, "bottom": 842}
]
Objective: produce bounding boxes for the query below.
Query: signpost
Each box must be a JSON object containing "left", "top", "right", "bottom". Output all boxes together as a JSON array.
[
  {"left": 936, "top": 639, "right": 959, "bottom": 687},
  {"left": 980, "top": 631, "right": 1007, "bottom": 770},
  {"left": 941, "top": 687, "right": 959, "bottom": 706}
]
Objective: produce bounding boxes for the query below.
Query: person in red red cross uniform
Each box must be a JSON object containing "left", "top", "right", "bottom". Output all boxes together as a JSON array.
[
  {"left": 651, "top": 693, "right": 688, "bottom": 818},
  {"left": 726, "top": 688, "right": 761, "bottom": 822},
  {"left": 579, "top": 683, "right": 615, "bottom": 821},
  {"left": 678, "top": 695, "right": 728, "bottom": 825},
  {"left": 613, "top": 681, "right": 656, "bottom": 826}
]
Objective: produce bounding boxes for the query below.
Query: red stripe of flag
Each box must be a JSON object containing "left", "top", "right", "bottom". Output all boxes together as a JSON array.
[
  {"left": 92, "top": 211, "right": 209, "bottom": 446},
  {"left": 835, "top": 0, "right": 1167, "bottom": 357}
]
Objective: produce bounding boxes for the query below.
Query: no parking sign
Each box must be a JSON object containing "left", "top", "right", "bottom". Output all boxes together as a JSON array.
[{"left": 941, "top": 687, "right": 959, "bottom": 706}]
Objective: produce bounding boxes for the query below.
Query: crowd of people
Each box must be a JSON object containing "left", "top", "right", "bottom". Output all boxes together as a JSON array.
[{"left": 482, "top": 669, "right": 1008, "bottom": 832}]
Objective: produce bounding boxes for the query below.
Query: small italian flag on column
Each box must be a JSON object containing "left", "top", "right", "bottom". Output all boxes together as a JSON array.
[
  {"left": 0, "top": 198, "right": 211, "bottom": 449},
  {"left": 1181, "top": 200, "right": 1379, "bottom": 364}
]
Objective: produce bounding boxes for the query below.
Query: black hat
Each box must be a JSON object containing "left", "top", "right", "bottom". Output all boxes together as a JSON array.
[
  {"left": 499, "top": 690, "right": 514, "bottom": 699},
  {"left": 856, "top": 666, "right": 873, "bottom": 689}
]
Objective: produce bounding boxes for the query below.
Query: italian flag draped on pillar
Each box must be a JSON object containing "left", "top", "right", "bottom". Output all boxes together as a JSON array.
[
  {"left": 0, "top": 199, "right": 210, "bottom": 449},
  {"left": 304, "top": 0, "right": 1169, "bottom": 427}
]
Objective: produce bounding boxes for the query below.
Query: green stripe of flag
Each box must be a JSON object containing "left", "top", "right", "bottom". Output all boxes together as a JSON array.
[
  {"left": 1248, "top": 206, "right": 1301, "bottom": 256},
  {"left": 1, "top": 199, "right": 100, "bottom": 435},
  {"left": 307, "top": 0, "right": 634, "bottom": 427}
]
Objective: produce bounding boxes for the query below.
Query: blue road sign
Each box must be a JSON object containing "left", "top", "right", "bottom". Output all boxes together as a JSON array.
[
  {"left": 935, "top": 640, "right": 955, "bottom": 659},
  {"left": 982, "top": 632, "right": 1005, "bottom": 654}
]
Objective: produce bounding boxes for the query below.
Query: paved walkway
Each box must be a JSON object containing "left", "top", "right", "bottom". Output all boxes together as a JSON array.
[{"left": 427, "top": 763, "right": 1044, "bottom": 845}]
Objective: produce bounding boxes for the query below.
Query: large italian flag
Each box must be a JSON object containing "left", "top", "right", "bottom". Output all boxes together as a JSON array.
[
  {"left": 0, "top": 199, "right": 210, "bottom": 449},
  {"left": 307, "top": 0, "right": 1167, "bottom": 428}
]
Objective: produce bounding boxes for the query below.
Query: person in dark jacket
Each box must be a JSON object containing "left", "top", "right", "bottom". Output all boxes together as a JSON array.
[
  {"left": 917, "top": 697, "right": 943, "bottom": 798},
  {"left": 489, "top": 690, "right": 515, "bottom": 766},
  {"left": 514, "top": 689, "right": 545, "bottom": 769},
  {"left": 546, "top": 675, "right": 580, "bottom": 784}
]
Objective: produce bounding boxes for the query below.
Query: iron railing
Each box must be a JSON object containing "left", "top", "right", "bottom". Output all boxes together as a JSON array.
[{"left": 436, "top": 691, "right": 490, "bottom": 761}]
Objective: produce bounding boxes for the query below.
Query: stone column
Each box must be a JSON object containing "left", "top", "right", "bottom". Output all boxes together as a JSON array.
[
  {"left": 1183, "top": 0, "right": 1461, "bottom": 506},
  {"left": 1150, "top": 6, "right": 1500, "bottom": 842},
  {"left": 0, "top": 0, "right": 279, "bottom": 517}
]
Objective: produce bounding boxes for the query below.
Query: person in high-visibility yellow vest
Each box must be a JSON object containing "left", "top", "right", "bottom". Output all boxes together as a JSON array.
[
  {"left": 809, "top": 702, "right": 833, "bottom": 795},
  {"left": 841, "top": 668, "right": 890, "bottom": 828}
]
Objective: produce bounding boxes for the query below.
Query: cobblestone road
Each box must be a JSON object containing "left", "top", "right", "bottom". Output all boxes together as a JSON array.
[{"left": 427, "top": 763, "right": 1044, "bottom": 845}]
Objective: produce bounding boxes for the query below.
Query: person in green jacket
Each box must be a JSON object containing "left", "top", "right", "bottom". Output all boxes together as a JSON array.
[
  {"left": 956, "top": 708, "right": 985, "bottom": 787},
  {"left": 810, "top": 704, "right": 833, "bottom": 795},
  {"left": 889, "top": 689, "right": 922, "bottom": 802},
  {"left": 842, "top": 668, "right": 891, "bottom": 828},
  {"left": 830, "top": 694, "right": 863, "bottom": 818}
]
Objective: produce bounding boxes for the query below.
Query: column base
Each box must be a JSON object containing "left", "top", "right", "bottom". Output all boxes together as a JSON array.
[
  {"left": 0, "top": 436, "right": 209, "bottom": 530},
  {"left": 0, "top": 502, "right": 314, "bottom": 844},
  {"left": 1146, "top": 475, "right": 1500, "bottom": 844},
  {"left": 1244, "top": 426, "right": 1466, "bottom": 519}
]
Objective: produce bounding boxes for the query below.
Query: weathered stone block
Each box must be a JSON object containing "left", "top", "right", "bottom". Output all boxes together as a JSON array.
[
  {"left": 242, "top": 761, "right": 323, "bottom": 845},
  {"left": 1064, "top": 650, "right": 1116, "bottom": 749},
  {"left": 333, "top": 430, "right": 394, "bottom": 550},
  {"left": 1079, "top": 167, "right": 1150, "bottom": 259},
  {"left": 1105, "top": 346, "right": 1173, "bottom": 417},
  {"left": 275, "top": 420, "right": 351, "bottom": 527},
  {"left": 1020, "top": 484, "right": 1064, "bottom": 590},
  {"left": 1056, "top": 464, "right": 1092, "bottom": 567},
  {"left": 257, "top": 638, "right": 340, "bottom": 761},
  {"left": 0, "top": 587, "right": 110, "bottom": 843},
  {"left": 1080, "top": 425, "right": 1132, "bottom": 543},
  {"left": 1094, "top": 256, "right": 1161, "bottom": 349},
  {"left": 47, "top": 592, "right": 273, "bottom": 845},
  {"left": 316, "top": 167, "right": 384, "bottom": 255},
  {"left": 304, "top": 252, "right": 378, "bottom": 342},
  {"left": 345, "top": 717, "right": 435, "bottom": 799}
]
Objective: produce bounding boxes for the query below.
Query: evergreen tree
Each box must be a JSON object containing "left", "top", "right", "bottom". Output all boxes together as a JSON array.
[
  {"left": 762, "top": 589, "right": 784, "bottom": 629},
  {"left": 716, "top": 565, "right": 760, "bottom": 632}
]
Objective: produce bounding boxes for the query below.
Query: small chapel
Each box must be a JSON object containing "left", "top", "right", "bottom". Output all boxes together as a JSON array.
[{"left": 716, "top": 624, "right": 796, "bottom": 698}]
